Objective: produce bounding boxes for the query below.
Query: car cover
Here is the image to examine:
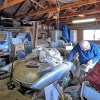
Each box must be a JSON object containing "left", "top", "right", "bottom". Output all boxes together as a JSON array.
[{"left": 85, "top": 62, "right": 100, "bottom": 92}]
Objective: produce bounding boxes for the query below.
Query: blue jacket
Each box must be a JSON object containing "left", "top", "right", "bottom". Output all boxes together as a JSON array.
[{"left": 67, "top": 42, "right": 100, "bottom": 65}]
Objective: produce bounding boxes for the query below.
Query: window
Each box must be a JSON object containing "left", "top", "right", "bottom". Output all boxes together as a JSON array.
[
  {"left": 70, "top": 30, "right": 77, "bottom": 42},
  {"left": 83, "top": 30, "right": 100, "bottom": 40},
  {"left": 95, "top": 30, "right": 100, "bottom": 40}
]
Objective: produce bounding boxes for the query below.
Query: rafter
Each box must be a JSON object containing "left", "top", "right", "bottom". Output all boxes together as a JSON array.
[
  {"left": 54, "top": 14, "right": 100, "bottom": 25},
  {"left": 37, "top": 0, "right": 45, "bottom": 11},
  {"left": 95, "top": 2, "right": 100, "bottom": 9},
  {"left": 43, "top": 13, "right": 100, "bottom": 25},
  {"left": 13, "top": 1, "right": 25, "bottom": 16},
  {"left": 47, "top": 0, "right": 56, "bottom": 5},
  {"left": 0, "top": 0, "right": 24, "bottom": 10},
  {"left": 15, "top": 0, "right": 100, "bottom": 19},
  {"left": 30, "top": 0, "right": 45, "bottom": 9},
  {"left": 3, "top": 0, "right": 7, "bottom": 4},
  {"left": 67, "top": 8, "right": 77, "bottom": 13},
  {"left": 20, "top": 7, "right": 33, "bottom": 20},
  {"left": 28, "top": 0, "right": 45, "bottom": 20},
  {"left": 60, "top": 8, "right": 100, "bottom": 18}
]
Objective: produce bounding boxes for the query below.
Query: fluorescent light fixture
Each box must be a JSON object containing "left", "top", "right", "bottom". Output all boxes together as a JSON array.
[{"left": 72, "top": 18, "right": 96, "bottom": 24}]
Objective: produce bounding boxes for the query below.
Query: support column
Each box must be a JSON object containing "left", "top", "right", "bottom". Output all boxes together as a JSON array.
[{"left": 31, "top": 21, "right": 39, "bottom": 48}]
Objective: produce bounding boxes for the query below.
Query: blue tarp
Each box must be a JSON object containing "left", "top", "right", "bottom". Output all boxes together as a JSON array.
[{"left": 58, "top": 25, "right": 70, "bottom": 42}]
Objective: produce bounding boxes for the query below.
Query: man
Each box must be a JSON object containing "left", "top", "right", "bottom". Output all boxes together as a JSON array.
[
  {"left": 67, "top": 40, "right": 100, "bottom": 84},
  {"left": 67, "top": 40, "right": 100, "bottom": 72}
]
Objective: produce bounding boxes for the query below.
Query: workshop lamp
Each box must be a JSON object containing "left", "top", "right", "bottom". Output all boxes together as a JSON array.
[{"left": 72, "top": 18, "right": 96, "bottom": 24}]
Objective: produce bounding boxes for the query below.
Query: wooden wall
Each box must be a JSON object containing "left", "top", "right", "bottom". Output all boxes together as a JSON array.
[{"left": 69, "top": 22, "right": 100, "bottom": 45}]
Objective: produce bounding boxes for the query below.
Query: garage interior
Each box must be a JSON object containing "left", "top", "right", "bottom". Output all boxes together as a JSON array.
[{"left": 0, "top": 0, "right": 100, "bottom": 100}]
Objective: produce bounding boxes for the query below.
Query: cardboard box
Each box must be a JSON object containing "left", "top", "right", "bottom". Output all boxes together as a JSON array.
[{"left": 14, "top": 43, "right": 25, "bottom": 55}]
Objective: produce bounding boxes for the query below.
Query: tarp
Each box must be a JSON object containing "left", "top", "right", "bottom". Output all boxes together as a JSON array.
[{"left": 59, "top": 25, "right": 70, "bottom": 42}]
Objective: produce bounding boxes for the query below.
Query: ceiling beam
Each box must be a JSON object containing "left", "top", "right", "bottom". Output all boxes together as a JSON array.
[
  {"left": 95, "top": 2, "right": 100, "bottom": 9},
  {"left": 0, "top": 0, "right": 24, "bottom": 10},
  {"left": 13, "top": 1, "right": 25, "bottom": 16},
  {"left": 52, "top": 14, "right": 100, "bottom": 25},
  {"left": 71, "top": 14, "right": 100, "bottom": 20},
  {"left": 14, "top": 0, "right": 100, "bottom": 19},
  {"left": 43, "top": 13, "right": 100, "bottom": 25},
  {"left": 20, "top": 7, "right": 33, "bottom": 20},
  {"left": 42, "top": 8, "right": 100, "bottom": 24},
  {"left": 67, "top": 8, "right": 77, "bottom": 13},
  {"left": 60, "top": 8, "right": 100, "bottom": 18},
  {"left": 30, "top": 0, "right": 45, "bottom": 9},
  {"left": 3, "top": 0, "right": 8, "bottom": 4},
  {"left": 47, "top": 0, "right": 56, "bottom": 5}
]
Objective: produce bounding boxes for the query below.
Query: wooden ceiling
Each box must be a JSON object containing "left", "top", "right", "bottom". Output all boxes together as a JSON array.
[{"left": 0, "top": 0, "right": 100, "bottom": 25}]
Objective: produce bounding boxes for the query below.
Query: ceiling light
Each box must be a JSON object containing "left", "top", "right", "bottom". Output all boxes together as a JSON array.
[{"left": 72, "top": 18, "right": 96, "bottom": 24}]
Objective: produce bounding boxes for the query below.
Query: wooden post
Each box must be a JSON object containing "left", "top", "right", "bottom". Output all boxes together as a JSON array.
[{"left": 31, "top": 21, "right": 39, "bottom": 48}]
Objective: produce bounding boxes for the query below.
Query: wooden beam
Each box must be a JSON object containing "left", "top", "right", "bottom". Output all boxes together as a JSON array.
[
  {"left": 28, "top": 0, "right": 45, "bottom": 20},
  {"left": 60, "top": 9, "right": 100, "bottom": 18},
  {"left": 57, "top": 14, "right": 100, "bottom": 25},
  {"left": 43, "top": 14, "right": 100, "bottom": 25},
  {"left": 21, "top": 7, "right": 33, "bottom": 20},
  {"left": 30, "top": 0, "right": 45, "bottom": 9},
  {"left": 4, "top": 0, "right": 8, "bottom": 4},
  {"left": 13, "top": 1, "right": 25, "bottom": 16},
  {"left": 44, "top": 8, "right": 100, "bottom": 23},
  {"left": 71, "top": 14, "right": 100, "bottom": 20},
  {"left": 67, "top": 8, "right": 77, "bottom": 13},
  {"left": 15, "top": 0, "right": 100, "bottom": 19},
  {"left": 0, "top": 0, "right": 24, "bottom": 10},
  {"left": 95, "top": 2, "right": 100, "bottom": 9},
  {"left": 34, "top": 21, "right": 39, "bottom": 48},
  {"left": 42, "top": 9, "right": 100, "bottom": 24},
  {"left": 43, "top": 19, "right": 56, "bottom": 25},
  {"left": 47, "top": 0, "right": 56, "bottom": 5}
]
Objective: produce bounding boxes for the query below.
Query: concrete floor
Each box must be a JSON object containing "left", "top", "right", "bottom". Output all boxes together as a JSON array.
[{"left": 0, "top": 78, "right": 32, "bottom": 100}]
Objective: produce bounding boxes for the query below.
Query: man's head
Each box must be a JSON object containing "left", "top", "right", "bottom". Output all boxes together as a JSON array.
[{"left": 79, "top": 40, "right": 90, "bottom": 51}]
